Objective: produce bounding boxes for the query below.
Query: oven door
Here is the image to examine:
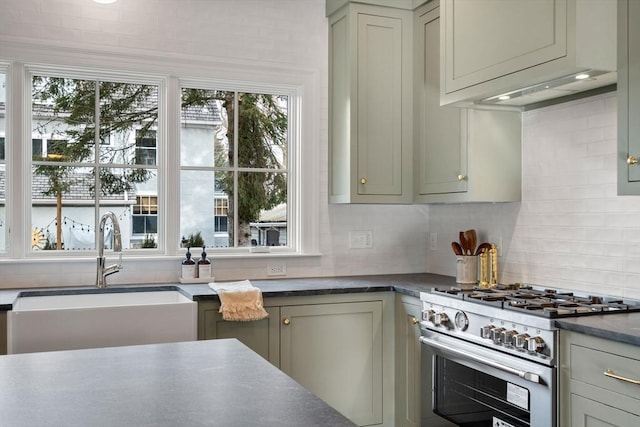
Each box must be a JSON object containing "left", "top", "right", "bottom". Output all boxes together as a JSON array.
[{"left": 420, "top": 330, "right": 556, "bottom": 427}]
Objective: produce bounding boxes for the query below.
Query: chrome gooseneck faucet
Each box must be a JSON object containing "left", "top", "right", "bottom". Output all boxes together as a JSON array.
[{"left": 96, "top": 212, "right": 123, "bottom": 288}]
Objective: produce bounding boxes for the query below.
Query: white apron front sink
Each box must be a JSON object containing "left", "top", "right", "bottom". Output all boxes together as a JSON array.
[{"left": 7, "top": 290, "right": 197, "bottom": 354}]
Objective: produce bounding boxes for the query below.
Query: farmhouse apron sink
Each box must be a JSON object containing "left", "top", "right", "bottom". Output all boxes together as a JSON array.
[{"left": 7, "top": 289, "right": 197, "bottom": 354}]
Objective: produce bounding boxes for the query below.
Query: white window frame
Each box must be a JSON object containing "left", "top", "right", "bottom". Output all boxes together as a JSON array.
[
  {"left": 0, "top": 53, "right": 319, "bottom": 260},
  {"left": 13, "top": 64, "right": 167, "bottom": 258},
  {"left": 178, "top": 78, "right": 300, "bottom": 255}
]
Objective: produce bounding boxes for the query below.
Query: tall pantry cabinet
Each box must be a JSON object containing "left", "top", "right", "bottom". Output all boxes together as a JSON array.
[
  {"left": 618, "top": 0, "right": 640, "bottom": 194},
  {"left": 327, "top": 1, "right": 413, "bottom": 203}
]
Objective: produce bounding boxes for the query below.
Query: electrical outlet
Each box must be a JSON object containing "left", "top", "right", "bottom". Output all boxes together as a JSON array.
[
  {"left": 349, "top": 231, "right": 373, "bottom": 249},
  {"left": 429, "top": 232, "right": 438, "bottom": 250},
  {"left": 267, "top": 263, "right": 287, "bottom": 276}
]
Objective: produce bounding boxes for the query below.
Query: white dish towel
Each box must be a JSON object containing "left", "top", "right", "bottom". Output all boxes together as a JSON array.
[{"left": 208, "top": 280, "right": 269, "bottom": 322}]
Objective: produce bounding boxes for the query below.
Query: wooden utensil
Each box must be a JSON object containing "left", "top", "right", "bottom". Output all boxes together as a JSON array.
[
  {"left": 451, "top": 241, "right": 464, "bottom": 255},
  {"left": 475, "top": 242, "right": 492, "bottom": 255},
  {"left": 459, "top": 231, "right": 468, "bottom": 255},
  {"left": 465, "top": 229, "right": 477, "bottom": 255}
]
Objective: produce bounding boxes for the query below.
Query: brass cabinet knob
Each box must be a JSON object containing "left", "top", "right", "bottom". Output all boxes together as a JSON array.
[
  {"left": 411, "top": 317, "right": 419, "bottom": 325},
  {"left": 282, "top": 318, "right": 291, "bottom": 326},
  {"left": 360, "top": 177, "right": 367, "bottom": 184},
  {"left": 457, "top": 174, "right": 467, "bottom": 181},
  {"left": 628, "top": 155, "right": 638, "bottom": 165}
]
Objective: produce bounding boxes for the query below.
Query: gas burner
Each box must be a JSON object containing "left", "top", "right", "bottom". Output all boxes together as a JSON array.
[{"left": 429, "top": 284, "right": 640, "bottom": 318}]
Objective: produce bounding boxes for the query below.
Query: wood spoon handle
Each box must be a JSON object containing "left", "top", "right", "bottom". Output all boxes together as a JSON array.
[{"left": 451, "top": 242, "right": 464, "bottom": 255}]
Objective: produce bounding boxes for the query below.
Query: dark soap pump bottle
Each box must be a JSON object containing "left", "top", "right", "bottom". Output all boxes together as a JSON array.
[
  {"left": 181, "top": 247, "right": 197, "bottom": 279},
  {"left": 197, "top": 245, "right": 212, "bottom": 279}
]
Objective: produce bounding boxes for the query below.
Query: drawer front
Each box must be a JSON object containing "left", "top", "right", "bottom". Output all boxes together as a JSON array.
[{"left": 570, "top": 343, "right": 640, "bottom": 400}]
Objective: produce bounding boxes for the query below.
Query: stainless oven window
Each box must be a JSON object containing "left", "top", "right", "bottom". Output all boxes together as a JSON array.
[{"left": 433, "top": 356, "right": 530, "bottom": 427}]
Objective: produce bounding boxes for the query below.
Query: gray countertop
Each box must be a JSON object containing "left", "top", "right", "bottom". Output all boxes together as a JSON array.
[
  {"left": 0, "top": 338, "right": 356, "bottom": 427},
  {"left": 1, "top": 273, "right": 639, "bottom": 346}
]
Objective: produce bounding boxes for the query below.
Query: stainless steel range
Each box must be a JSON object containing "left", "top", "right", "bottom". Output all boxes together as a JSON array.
[{"left": 418, "top": 284, "right": 640, "bottom": 427}]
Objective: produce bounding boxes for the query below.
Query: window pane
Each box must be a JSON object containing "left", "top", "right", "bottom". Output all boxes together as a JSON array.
[
  {"left": 239, "top": 172, "right": 287, "bottom": 248},
  {"left": 30, "top": 74, "right": 160, "bottom": 252},
  {"left": 99, "top": 82, "right": 158, "bottom": 166},
  {"left": 180, "top": 169, "right": 225, "bottom": 247},
  {"left": 237, "top": 92, "right": 288, "bottom": 169},
  {"left": 180, "top": 88, "right": 231, "bottom": 168},
  {"left": 32, "top": 165, "right": 96, "bottom": 251},
  {"left": 32, "top": 76, "right": 96, "bottom": 163}
]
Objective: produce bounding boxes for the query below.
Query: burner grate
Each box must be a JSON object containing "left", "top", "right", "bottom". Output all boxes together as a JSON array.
[{"left": 431, "top": 285, "right": 640, "bottom": 318}]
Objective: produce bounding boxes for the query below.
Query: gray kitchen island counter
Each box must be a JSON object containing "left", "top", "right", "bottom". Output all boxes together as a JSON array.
[{"left": 0, "top": 338, "right": 356, "bottom": 427}]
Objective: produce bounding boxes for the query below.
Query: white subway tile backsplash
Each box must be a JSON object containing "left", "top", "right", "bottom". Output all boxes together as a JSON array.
[{"left": 430, "top": 91, "right": 640, "bottom": 298}]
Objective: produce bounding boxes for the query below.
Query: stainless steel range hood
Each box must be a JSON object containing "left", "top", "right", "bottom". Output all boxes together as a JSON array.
[
  {"left": 477, "top": 70, "right": 617, "bottom": 108},
  {"left": 441, "top": 0, "right": 617, "bottom": 109}
]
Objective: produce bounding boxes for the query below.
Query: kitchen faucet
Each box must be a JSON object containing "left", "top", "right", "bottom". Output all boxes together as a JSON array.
[{"left": 96, "top": 212, "right": 123, "bottom": 288}]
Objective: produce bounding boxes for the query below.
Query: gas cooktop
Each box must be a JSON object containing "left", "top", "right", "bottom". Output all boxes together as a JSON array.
[{"left": 430, "top": 284, "right": 640, "bottom": 318}]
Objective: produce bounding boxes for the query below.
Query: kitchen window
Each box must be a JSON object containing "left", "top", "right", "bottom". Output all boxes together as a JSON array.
[
  {"left": 1, "top": 61, "right": 307, "bottom": 259},
  {"left": 30, "top": 72, "right": 159, "bottom": 252},
  {"left": 179, "top": 86, "right": 289, "bottom": 250}
]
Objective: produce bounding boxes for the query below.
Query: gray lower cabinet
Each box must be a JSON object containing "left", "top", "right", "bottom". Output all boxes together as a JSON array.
[
  {"left": 280, "top": 300, "right": 384, "bottom": 426},
  {"left": 394, "top": 295, "right": 422, "bottom": 427},
  {"left": 198, "top": 293, "right": 394, "bottom": 427},
  {"left": 198, "top": 302, "right": 280, "bottom": 367},
  {"left": 560, "top": 331, "right": 640, "bottom": 426}
]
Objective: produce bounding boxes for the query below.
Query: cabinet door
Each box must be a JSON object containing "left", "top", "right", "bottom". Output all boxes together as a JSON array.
[
  {"left": 280, "top": 301, "right": 383, "bottom": 426},
  {"left": 415, "top": 4, "right": 467, "bottom": 196},
  {"left": 395, "top": 296, "right": 422, "bottom": 427},
  {"left": 571, "top": 394, "right": 639, "bottom": 427},
  {"left": 618, "top": 0, "right": 640, "bottom": 194},
  {"left": 356, "top": 13, "right": 404, "bottom": 197},
  {"left": 442, "top": 0, "right": 566, "bottom": 96},
  {"left": 199, "top": 303, "right": 280, "bottom": 367}
]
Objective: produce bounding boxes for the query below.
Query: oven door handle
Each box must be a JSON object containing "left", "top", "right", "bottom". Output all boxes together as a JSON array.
[{"left": 419, "top": 336, "right": 541, "bottom": 384}]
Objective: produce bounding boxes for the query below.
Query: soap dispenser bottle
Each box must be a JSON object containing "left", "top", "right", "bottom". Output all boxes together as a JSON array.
[
  {"left": 181, "top": 247, "right": 197, "bottom": 279},
  {"left": 197, "top": 245, "right": 212, "bottom": 279}
]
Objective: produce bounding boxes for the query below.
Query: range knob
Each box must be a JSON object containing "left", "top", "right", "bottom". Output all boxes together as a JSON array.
[
  {"left": 422, "top": 309, "right": 435, "bottom": 323},
  {"left": 491, "top": 327, "right": 506, "bottom": 344},
  {"left": 515, "top": 333, "right": 530, "bottom": 349},
  {"left": 525, "top": 336, "right": 546, "bottom": 353},
  {"left": 434, "top": 312, "right": 449, "bottom": 327},
  {"left": 501, "top": 330, "right": 518, "bottom": 346},
  {"left": 480, "top": 325, "right": 495, "bottom": 339}
]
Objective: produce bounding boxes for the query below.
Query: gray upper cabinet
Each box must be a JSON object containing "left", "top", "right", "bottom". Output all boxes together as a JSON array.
[
  {"left": 618, "top": 0, "right": 640, "bottom": 195},
  {"left": 440, "top": 0, "right": 617, "bottom": 107},
  {"left": 414, "top": 1, "right": 521, "bottom": 203},
  {"left": 328, "top": 1, "right": 413, "bottom": 203}
]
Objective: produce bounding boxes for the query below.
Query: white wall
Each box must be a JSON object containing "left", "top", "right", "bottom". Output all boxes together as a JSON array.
[
  {"left": 429, "top": 92, "right": 640, "bottom": 300},
  {"left": 0, "top": 0, "right": 429, "bottom": 288}
]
